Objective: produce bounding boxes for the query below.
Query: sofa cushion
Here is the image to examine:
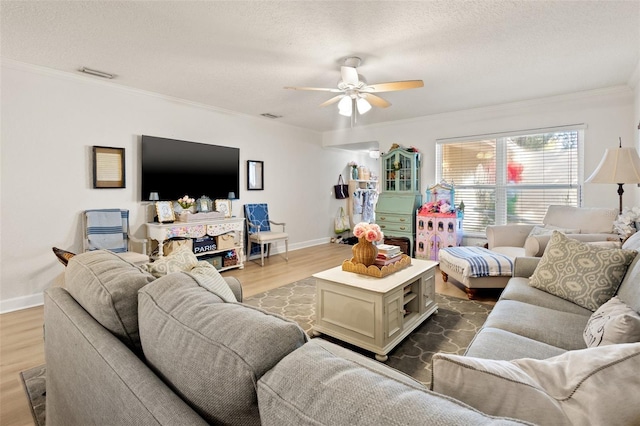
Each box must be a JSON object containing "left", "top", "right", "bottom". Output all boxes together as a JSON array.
[
  {"left": 529, "top": 231, "right": 636, "bottom": 311},
  {"left": 583, "top": 296, "right": 640, "bottom": 347},
  {"left": 465, "top": 327, "right": 566, "bottom": 360},
  {"left": 64, "top": 250, "right": 155, "bottom": 353},
  {"left": 257, "top": 339, "right": 531, "bottom": 426},
  {"left": 138, "top": 273, "right": 307, "bottom": 426},
  {"left": 500, "top": 278, "right": 594, "bottom": 315},
  {"left": 543, "top": 205, "right": 617, "bottom": 234},
  {"left": 483, "top": 300, "right": 589, "bottom": 350},
  {"left": 432, "top": 342, "right": 640, "bottom": 426}
]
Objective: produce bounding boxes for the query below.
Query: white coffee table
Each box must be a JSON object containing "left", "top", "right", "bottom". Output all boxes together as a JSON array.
[{"left": 312, "top": 258, "right": 438, "bottom": 361}]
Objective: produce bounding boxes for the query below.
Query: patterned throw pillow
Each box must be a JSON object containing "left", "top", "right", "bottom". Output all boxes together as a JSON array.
[
  {"left": 144, "top": 245, "right": 199, "bottom": 278},
  {"left": 529, "top": 231, "right": 637, "bottom": 311},
  {"left": 528, "top": 225, "right": 580, "bottom": 237},
  {"left": 584, "top": 296, "right": 640, "bottom": 347},
  {"left": 188, "top": 261, "right": 237, "bottom": 303}
]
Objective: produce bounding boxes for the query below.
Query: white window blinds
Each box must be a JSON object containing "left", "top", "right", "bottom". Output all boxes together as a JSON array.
[{"left": 437, "top": 130, "right": 581, "bottom": 234}]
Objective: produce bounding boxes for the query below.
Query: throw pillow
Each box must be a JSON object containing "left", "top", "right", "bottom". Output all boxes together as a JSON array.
[
  {"left": 583, "top": 296, "right": 640, "bottom": 347},
  {"left": 52, "top": 247, "right": 76, "bottom": 266},
  {"left": 432, "top": 342, "right": 640, "bottom": 426},
  {"left": 143, "top": 245, "right": 199, "bottom": 278},
  {"left": 528, "top": 224, "right": 580, "bottom": 237},
  {"left": 529, "top": 231, "right": 637, "bottom": 311},
  {"left": 188, "top": 261, "right": 237, "bottom": 302}
]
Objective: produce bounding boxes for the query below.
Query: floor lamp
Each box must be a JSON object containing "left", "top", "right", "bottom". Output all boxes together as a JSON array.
[{"left": 585, "top": 138, "right": 640, "bottom": 214}]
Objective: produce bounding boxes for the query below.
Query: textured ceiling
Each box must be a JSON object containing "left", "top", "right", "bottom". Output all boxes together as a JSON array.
[{"left": 2, "top": 1, "right": 639, "bottom": 132}]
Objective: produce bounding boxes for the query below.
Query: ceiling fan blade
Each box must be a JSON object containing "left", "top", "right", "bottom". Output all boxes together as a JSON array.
[
  {"left": 319, "top": 95, "right": 344, "bottom": 108},
  {"left": 363, "top": 93, "right": 391, "bottom": 108},
  {"left": 341, "top": 66, "right": 359, "bottom": 86},
  {"left": 363, "top": 80, "right": 424, "bottom": 93},
  {"left": 284, "top": 86, "right": 342, "bottom": 93}
]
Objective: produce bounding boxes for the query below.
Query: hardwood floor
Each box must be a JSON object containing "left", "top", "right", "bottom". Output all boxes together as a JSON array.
[{"left": 0, "top": 243, "right": 497, "bottom": 425}]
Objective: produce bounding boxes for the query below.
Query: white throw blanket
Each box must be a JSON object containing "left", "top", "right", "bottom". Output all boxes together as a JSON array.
[{"left": 439, "top": 247, "right": 514, "bottom": 278}]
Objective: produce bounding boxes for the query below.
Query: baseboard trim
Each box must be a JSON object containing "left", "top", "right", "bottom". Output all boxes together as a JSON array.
[
  {"left": 1, "top": 293, "right": 44, "bottom": 314},
  {"left": 2, "top": 239, "right": 336, "bottom": 313}
]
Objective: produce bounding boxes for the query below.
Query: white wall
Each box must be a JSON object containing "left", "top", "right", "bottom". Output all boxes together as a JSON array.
[
  {"left": 2, "top": 59, "right": 637, "bottom": 312},
  {"left": 323, "top": 86, "right": 637, "bottom": 209},
  {"left": 0, "top": 61, "right": 371, "bottom": 312}
]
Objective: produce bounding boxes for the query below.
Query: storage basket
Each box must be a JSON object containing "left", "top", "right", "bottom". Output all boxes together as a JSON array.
[{"left": 216, "top": 233, "right": 236, "bottom": 249}]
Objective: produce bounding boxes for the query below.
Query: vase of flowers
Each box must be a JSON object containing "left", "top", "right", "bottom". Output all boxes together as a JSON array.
[
  {"left": 176, "top": 195, "right": 196, "bottom": 214},
  {"left": 614, "top": 206, "right": 640, "bottom": 239},
  {"left": 352, "top": 222, "right": 384, "bottom": 266},
  {"left": 348, "top": 161, "right": 359, "bottom": 180}
]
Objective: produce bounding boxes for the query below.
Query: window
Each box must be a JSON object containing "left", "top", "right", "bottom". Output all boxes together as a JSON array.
[{"left": 437, "top": 129, "right": 582, "bottom": 235}]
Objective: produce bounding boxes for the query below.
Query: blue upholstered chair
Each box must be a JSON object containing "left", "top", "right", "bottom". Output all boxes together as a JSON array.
[
  {"left": 244, "top": 203, "right": 288, "bottom": 267},
  {"left": 83, "top": 209, "right": 149, "bottom": 265}
]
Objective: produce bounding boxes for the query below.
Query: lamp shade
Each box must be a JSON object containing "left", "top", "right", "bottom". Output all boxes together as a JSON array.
[
  {"left": 356, "top": 97, "right": 372, "bottom": 114},
  {"left": 585, "top": 147, "right": 640, "bottom": 184},
  {"left": 338, "top": 96, "right": 352, "bottom": 117}
]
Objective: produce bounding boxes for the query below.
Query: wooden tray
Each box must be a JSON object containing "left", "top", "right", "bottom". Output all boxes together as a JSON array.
[{"left": 341, "top": 254, "right": 411, "bottom": 278}]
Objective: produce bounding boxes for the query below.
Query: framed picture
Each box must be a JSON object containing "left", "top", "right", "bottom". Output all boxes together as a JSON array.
[
  {"left": 93, "top": 146, "right": 125, "bottom": 188},
  {"left": 247, "top": 160, "right": 264, "bottom": 190},
  {"left": 215, "top": 199, "right": 232, "bottom": 218},
  {"left": 155, "top": 201, "right": 175, "bottom": 223}
]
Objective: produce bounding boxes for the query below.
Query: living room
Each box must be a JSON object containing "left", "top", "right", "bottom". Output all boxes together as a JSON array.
[{"left": 1, "top": 1, "right": 640, "bottom": 424}]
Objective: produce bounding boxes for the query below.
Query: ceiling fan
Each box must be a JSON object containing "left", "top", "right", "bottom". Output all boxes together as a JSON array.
[{"left": 284, "top": 57, "right": 424, "bottom": 126}]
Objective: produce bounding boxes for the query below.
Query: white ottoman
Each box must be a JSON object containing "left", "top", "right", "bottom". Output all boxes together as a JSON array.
[{"left": 438, "top": 246, "right": 514, "bottom": 299}]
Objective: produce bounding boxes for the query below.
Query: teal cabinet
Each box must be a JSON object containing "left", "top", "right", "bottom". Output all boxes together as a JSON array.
[
  {"left": 381, "top": 149, "right": 420, "bottom": 193},
  {"left": 376, "top": 149, "right": 422, "bottom": 255}
]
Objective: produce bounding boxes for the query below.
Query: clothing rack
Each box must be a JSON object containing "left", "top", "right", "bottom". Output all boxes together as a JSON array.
[{"left": 348, "top": 181, "right": 379, "bottom": 228}]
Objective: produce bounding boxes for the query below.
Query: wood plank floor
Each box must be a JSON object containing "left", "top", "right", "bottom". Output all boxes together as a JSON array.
[{"left": 0, "top": 243, "right": 496, "bottom": 426}]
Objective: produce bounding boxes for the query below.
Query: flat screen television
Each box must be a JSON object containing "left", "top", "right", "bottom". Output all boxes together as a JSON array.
[{"left": 141, "top": 135, "right": 239, "bottom": 202}]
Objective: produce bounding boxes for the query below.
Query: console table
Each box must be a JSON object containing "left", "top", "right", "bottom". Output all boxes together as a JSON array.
[
  {"left": 311, "top": 259, "right": 438, "bottom": 361},
  {"left": 146, "top": 217, "right": 245, "bottom": 271}
]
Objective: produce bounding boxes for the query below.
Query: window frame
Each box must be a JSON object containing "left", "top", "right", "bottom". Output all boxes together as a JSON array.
[{"left": 435, "top": 126, "right": 585, "bottom": 236}]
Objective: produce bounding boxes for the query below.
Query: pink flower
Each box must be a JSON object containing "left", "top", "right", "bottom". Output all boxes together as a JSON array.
[{"left": 353, "top": 222, "right": 384, "bottom": 242}]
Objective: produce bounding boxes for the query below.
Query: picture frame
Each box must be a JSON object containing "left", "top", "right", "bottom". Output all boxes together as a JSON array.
[
  {"left": 247, "top": 160, "right": 264, "bottom": 190},
  {"left": 215, "top": 199, "right": 232, "bottom": 218},
  {"left": 155, "top": 201, "right": 175, "bottom": 223},
  {"left": 93, "top": 146, "right": 125, "bottom": 188}
]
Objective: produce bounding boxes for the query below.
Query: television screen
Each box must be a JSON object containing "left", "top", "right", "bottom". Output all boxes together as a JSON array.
[{"left": 141, "top": 135, "right": 239, "bottom": 202}]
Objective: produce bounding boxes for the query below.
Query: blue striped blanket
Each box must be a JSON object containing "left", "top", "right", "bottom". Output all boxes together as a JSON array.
[{"left": 439, "top": 247, "right": 513, "bottom": 278}]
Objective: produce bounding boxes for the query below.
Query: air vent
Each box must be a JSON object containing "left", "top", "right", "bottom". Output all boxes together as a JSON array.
[
  {"left": 80, "top": 67, "right": 115, "bottom": 79},
  {"left": 260, "top": 113, "right": 282, "bottom": 119}
]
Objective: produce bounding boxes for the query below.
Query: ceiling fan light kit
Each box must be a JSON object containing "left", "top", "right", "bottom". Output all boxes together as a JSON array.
[{"left": 284, "top": 56, "right": 424, "bottom": 126}]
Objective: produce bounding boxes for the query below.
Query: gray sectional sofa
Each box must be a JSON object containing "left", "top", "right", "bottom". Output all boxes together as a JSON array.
[{"left": 44, "top": 235, "right": 640, "bottom": 425}]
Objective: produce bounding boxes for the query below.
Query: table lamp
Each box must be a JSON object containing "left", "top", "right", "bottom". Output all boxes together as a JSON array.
[{"left": 585, "top": 138, "right": 640, "bottom": 214}]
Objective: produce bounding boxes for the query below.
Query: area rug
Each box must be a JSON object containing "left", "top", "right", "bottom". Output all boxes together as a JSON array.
[
  {"left": 20, "top": 364, "right": 46, "bottom": 426},
  {"left": 243, "top": 276, "right": 492, "bottom": 385},
  {"left": 20, "top": 276, "right": 492, "bottom": 424}
]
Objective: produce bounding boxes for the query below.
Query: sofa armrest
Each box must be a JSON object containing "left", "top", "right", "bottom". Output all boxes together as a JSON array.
[
  {"left": 224, "top": 276, "right": 243, "bottom": 302},
  {"left": 513, "top": 257, "right": 541, "bottom": 278},
  {"left": 486, "top": 224, "right": 536, "bottom": 249},
  {"left": 44, "top": 288, "right": 207, "bottom": 425}
]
